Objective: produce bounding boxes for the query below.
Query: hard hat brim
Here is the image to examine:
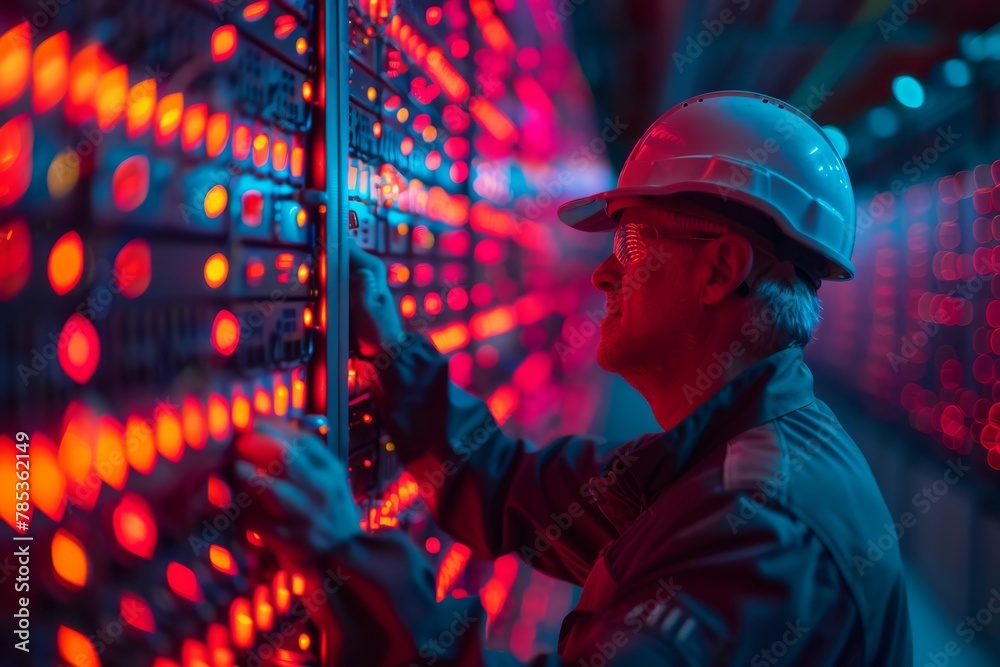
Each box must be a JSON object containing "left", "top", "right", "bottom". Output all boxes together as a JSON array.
[{"left": 556, "top": 186, "right": 673, "bottom": 232}]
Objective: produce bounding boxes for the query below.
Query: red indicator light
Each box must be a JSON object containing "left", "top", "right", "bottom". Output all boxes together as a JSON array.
[
  {"left": 254, "top": 584, "right": 274, "bottom": 630},
  {"left": 401, "top": 137, "right": 414, "bottom": 156},
  {"left": 33, "top": 31, "right": 68, "bottom": 113},
  {"left": 58, "top": 626, "right": 99, "bottom": 667},
  {"left": 276, "top": 252, "right": 294, "bottom": 270},
  {"left": 206, "top": 112, "right": 230, "bottom": 158},
  {"left": 58, "top": 314, "right": 100, "bottom": 384},
  {"left": 426, "top": 151, "right": 442, "bottom": 170},
  {"left": 124, "top": 416, "right": 156, "bottom": 475},
  {"left": 292, "top": 378, "right": 306, "bottom": 409},
  {"left": 0, "top": 114, "right": 33, "bottom": 207},
  {"left": 232, "top": 394, "right": 252, "bottom": 430},
  {"left": 0, "top": 218, "right": 31, "bottom": 300},
  {"left": 155, "top": 92, "right": 183, "bottom": 144},
  {"left": 254, "top": 388, "right": 272, "bottom": 415},
  {"left": 425, "top": 537, "right": 441, "bottom": 554},
  {"left": 154, "top": 404, "right": 184, "bottom": 462},
  {"left": 272, "top": 139, "right": 288, "bottom": 171},
  {"left": 290, "top": 145, "right": 305, "bottom": 177},
  {"left": 52, "top": 529, "right": 88, "bottom": 588},
  {"left": 231, "top": 597, "right": 255, "bottom": 647},
  {"left": 212, "top": 310, "right": 240, "bottom": 355},
  {"left": 241, "top": 190, "right": 264, "bottom": 226},
  {"left": 204, "top": 253, "right": 229, "bottom": 288},
  {"left": 0, "top": 23, "right": 30, "bottom": 109},
  {"left": 233, "top": 125, "right": 252, "bottom": 160},
  {"left": 210, "top": 544, "right": 238, "bottom": 575},
  {"left": 244, "top": 0, "right": 269, "bottom": 21},
  {"left": 96, "top": 416, "right": 128, "bottom": 490},
  {"left": 121, "top": 592, "right": 156, "bottom": 633},
  {"left": 301, "top": 81, "right": 313, "bottom": 102},
  {"left": 424, "top": 292, "right": 443, "bottom": 315},
  {"left": 426, "top": 6, "right": 442, "bottom": 24},
  {"left": 113, "top": 493, "right": 157, "bottom": 559},
  {"left": 296, "top": 38, "right": 308, "bottom": 54},
  {"left": 400, "top": 295, "right": 417, "bottom": 318},
  {"left": 182, "top": 103, "right": 208, "bottom": 151},
  {"left": 204, "top": 184, "right": 228, "bottom": 219},
  {"left": 211, "top": 26, "right": 238, "bottom": 62},
  {"left": 182, "top": 397, "right": 208, "bottom": 450},
  {"left": 96, "top": 64, "right": 127, "bottom": 130},
  {"left": 246, "top": 258, "right": 265, "bottom": 286},
  {"left": 273, "top": 571, "right": 291, "bottom": 613},
  {"left": 48, "top": 231, "right": 84, "bottom": 295},
  {"left": 31, "top": 433, "right": 66, "bottom": 520},
  {"left": 207, "top": 394, "right": 231, "bottom": 441},
  {"left": 65, "top": 43, "right": 107, "bottom": 125},
  {"left": 127, "top": 79, "right": 156, "bottom": 137},
  {"left": 113, "top": 238, "right": 152, "bottom": 298},
  {"left": 112, "top": 155, "right": 150, "bottom": 212},
  {"left": 252, "top": 133, "right": 269, "bottom": 167},
  {"left": 298, "top": 263, "right": 310, "bottom": 283},
  {"left": 167, "top": 562, "right": 203, "bottom": 602},
  {"left": 429, "top": 322, "right": 470, "bottom": 353},
  {"left": 274, "top": 15, "right": 296, "bottom": 39}
]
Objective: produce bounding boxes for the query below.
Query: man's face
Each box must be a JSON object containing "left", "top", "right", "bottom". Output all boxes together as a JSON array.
[{"left": 591, "top": 208, "right": 704, "bottom": 377}]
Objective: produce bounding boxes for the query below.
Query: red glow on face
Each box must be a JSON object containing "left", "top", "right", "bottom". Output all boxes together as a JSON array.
[
  {"left": 113, "top": 493, "right": 157, "bottom": 559},
  {"left": 155, "top": 92, "right": 183, "bottom": 144},
  {"left": 0, "top": 23, "right": 30, "bottom": 109},
  {"left": 181, "top": 103, "right": 207, "bottom": 151},
  {"left": 212, "top": 310, "right": 240, "bottom": 355},
  {"left": 58, "top": 314, "right": 100, "bottom": 384},
  {"left": 0, "top": 114, "right": 33, "bottom": 207},
  {"left": 33, "top": 31, "right": 68, "bottom": 112},
  {"left": 112, "top": 155, "right": 150, "bottom": 212},
  {"left": 0, "top": 218, "right": 31, "bottom": 300},
  {"left": 212, "top": 26, "right": 238, "bottom": 61},
  {"left": 233, "top": 125, "right": 252, "bottom": 160},
  {"left": 167, "top": 562, "right": 203, "bottom": 602},
  {"left": 127, "top": 79, "right": 156, "bottom": 137},
  {"left": 121, "top": 592, "right": 156, "bottom": 633},
  {"left": 114, "top": 239, "right": 152, "bottom": 298},
  {"left": 48, "top": 231, "right": 84, "bottom": 295}
]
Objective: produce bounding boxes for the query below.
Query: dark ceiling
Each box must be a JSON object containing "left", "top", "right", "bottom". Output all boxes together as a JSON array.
[{"left": 567, "top": 0, "right": 1000, "bottom": 170}]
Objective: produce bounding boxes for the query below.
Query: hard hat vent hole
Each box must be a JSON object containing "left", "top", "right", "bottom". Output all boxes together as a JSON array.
[
  {"left": 698, "top": 98, "right": 703, "bottom": 102},
  {"left": 683, "top": 102, "right": 688, "bottom": 107}
]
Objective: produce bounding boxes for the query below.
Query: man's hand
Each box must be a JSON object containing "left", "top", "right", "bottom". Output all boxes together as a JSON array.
[
  {"left": 348, "top": 236, "right": 404, "bottom": 357},
  {"left": 233, "top": 418, "right": 362, "bottom": 570}
]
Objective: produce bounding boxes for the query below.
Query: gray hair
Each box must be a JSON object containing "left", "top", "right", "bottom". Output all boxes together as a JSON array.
[{"left": 746, "top": 267, "right": 822, "bottom": 352}]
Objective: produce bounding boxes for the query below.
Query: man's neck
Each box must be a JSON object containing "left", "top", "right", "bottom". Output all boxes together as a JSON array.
[{"left": 634, "top": 346, "right": 767, "bottom": 432}]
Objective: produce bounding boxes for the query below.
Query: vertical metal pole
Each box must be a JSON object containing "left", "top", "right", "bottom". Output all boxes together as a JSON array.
[{"left": 326, "top": 0, "right": 349, "bottom": 462}]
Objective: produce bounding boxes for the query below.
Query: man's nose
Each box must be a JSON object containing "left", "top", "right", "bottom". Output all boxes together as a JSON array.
[{"left": 592, "top": 253, "right": 623, "bottom": 292}]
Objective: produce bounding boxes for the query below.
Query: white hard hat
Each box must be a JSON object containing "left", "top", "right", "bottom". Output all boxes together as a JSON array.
[{"left": 557, "top": 90, "right": 856, "bottom": 282}]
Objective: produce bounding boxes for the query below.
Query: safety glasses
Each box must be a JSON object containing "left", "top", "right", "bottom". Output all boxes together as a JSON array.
[{"left": 612, "top": 222, "right": 722, "bottom": 271}]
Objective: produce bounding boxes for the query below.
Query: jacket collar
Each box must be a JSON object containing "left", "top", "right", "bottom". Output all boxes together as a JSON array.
[{"left": 591, "top": 346, "right": 817, "bottom": 533}]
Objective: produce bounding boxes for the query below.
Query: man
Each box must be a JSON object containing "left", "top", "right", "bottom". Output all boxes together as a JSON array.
[{"left": 234, "top": 91, "right": 912, "bottom": 666}]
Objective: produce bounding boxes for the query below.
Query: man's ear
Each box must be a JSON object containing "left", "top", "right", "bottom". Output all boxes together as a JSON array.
[{"left": 700, "top": 234, "right": 753, "bottom": 305}]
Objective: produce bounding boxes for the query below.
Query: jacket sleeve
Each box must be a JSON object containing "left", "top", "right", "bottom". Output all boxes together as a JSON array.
[
  {"left": 367, "top": 332, "right": 622, "bottom": 585},
  {"left": 554, "top": 491, "right": 868, "bottom": 667}
]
